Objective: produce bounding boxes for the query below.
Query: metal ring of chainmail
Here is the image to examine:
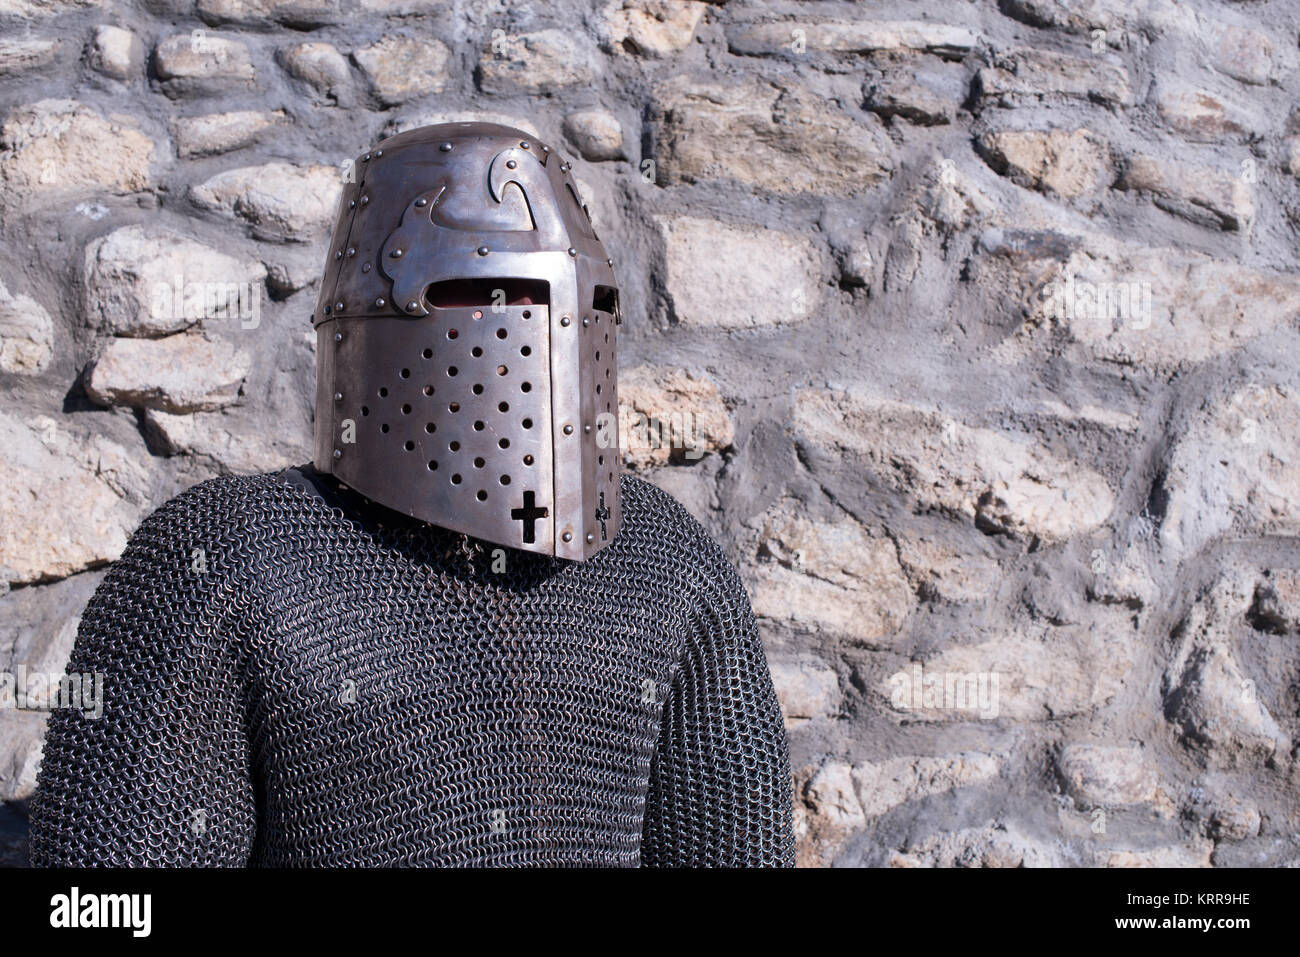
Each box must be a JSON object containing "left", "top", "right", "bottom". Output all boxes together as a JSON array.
[{"left": 27, "top": 467, "right": 795, "bottom": 867}]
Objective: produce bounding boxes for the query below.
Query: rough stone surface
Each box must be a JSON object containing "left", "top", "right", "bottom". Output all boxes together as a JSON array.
[
  {"left": 189, "top": 162, "right": 341, "bottom": 241},
  {"left": 142, "top": 406, "right": 309, "bottom": 475},
  {"left": 86, "top": 25, "right": 138, "bottom": 80},
  {"left": 196, "top": 0, "right": 344, "bottom": 27},
  {"left": 1057, "top": 744, "right": 1158, "bottom": 808},
  {"left": 855, "top": 753, "right": 1001, "bottom": 819},
  {"left": 84, "top": 332, "right": 252, "bottom": 413},
  {"left": 477, "top": 29, "right": 597, "bottom": 94},
  {"left": 562, "top": 109, "right": 624, "bottom": 162},
  {"left": 747, "top": 502, "right": 915, "bottom": 647},
  {"left": 1117, "top": 154, "right": 1255, "bottom": 232},
  {"left": 0, "top": 99, "right": 154, "bottom": 204},
  {"left": 651, "top": 75, "right": 893, "bottom": 194},
  {"left": 281, "top": 42, "right": 351, "bottom": 103},
  {"left": 1155, "top": 86, "right": 1249, "bottom": 142},
  {"left": 153, "top": 33, "right": 255, "bottom": 97},
  {"left": 0, "top": 279, "right": 54, "bottom": 374},
  {"left": 0, "top": 412, "right": 151, "bottom": 586},
  {"left": 0, "top": 570, "right": 103, "bottom": 800},
  {"left": 975, "top": 49, "right": 1133, "bottom": 108},
  {"left": 889, "top": 824, "right": 1061, "bottom": 867},
  {"left": 729, "top": 19, "right": 977, "bottom": 58},
  {"left": 353, "top": 35, "right": 449, "bottom": 106},
  {"left": 0, "top": 38, "right": 59, "bottom": 77},
  {"left": 994, "top": 233, "right": 1300, "bottom": 373},
  {"left": 794, "top": 389, "right": 1116, "bottom": 542},
  {"left": 768, "top": 656, "right": 840, "bottom": 730},
  {"left": 1103, "top": 840, "right": 1214, "bottom": 869},
  {"left": 978, "top": 129, "right": 1110, "bottom": 199},
  {"left": 657, "top": 215, "right": 821, "bottom": 329},
  {"left": 883, "top": 622, "right": 1134, "bottom": 723},
  {"left": 617, "top": 364, "right": 732, "bottom": 469},
  {"left": 1161, "top": 385, "right": 1300, "bottom": 559},
  {"left": 171, "top": 109, "right": 284, "bottom": 157},
  {"left": 602, "top": 0, "right": 706, "bottom": 57},
  {"left": 83, "top": 225, "right": 268, "bottom": 337}
]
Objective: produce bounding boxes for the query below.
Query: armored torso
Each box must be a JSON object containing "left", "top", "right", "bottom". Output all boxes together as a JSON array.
[{"left": 28, "top": 469, "right": 794, "bottom": 867}]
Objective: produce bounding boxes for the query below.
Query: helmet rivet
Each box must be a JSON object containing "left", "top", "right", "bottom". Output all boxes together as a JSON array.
[
  {"left": 349, "top": 200, "right": 356, "bottom": 209},
  {"left": 335, "top": 301, "right": 344, "bottom": 311},
  {"left": 334, "top": 332, "right": 343, "bottom": 342},
  {"left": 584, "top": 424, "right": 592, "bottom": 434},
  {"left": 586, "top": 533, "right": 595, "bottom": 544},
  {"left": 362, "top": 153, "right": 371, "bottom": 162},
  {"left": 360, "top": 195, "right": 369, "bottom": 205},
  {"left": 439, "top": 142, "right": 452, "bottom": 152},
  {"left": 582, "top": 316, "right": 590, "bottom": 327},
  {"left": 606, "top": 258, "right": 613, "bottom": 266},
  {"left": 506, "top": 159, "right": 517, "bottom": 169},
  {"left": 541, "top": 144, "right": 549, "bottom": 153},
  {"left": 347, "top": 247, "right": 356, "bottom": 257},
  {"left": 562, "top": 531, "right": 572, "bottom": 543},
  {"left": 567, "top": 247, "right": 577, "bottom": 257},
  {"left": 375, "top": 149, "right": 383, "bottom": 157},
  {"left": 375, "top": 297, "right": 386, "bottom": 307},
  {"left": 563, "top": 424, "right": 574, "bottom": 435},
  {"left": 391, "top": 248, "right": 403, "bottom": 258},
  {"left": 335, "top": 250, "right": 343, "bottom": 260},
  {"left": 333, "top": 449, "right": 342, "bottom": 458},
  {"left": 361, "top": 263, "right": 371, "bottom": 273},
  {"left": 560, "top": 315, "right": 571, "bottom": 327},
  {"left": 415, "top": 197, "right": 428, "bottom": 207},
  {"left": 519, "top": 141, "right": 530, "bottom": 149},
  {"left": 477, "top": 245, "right": 489, "bottom": 256},
  {"left": 406, "top": 301, "right": 419, "bottom": 311},
  {"left": 334, "top": 392, "right": 343, "bottom": 401}
]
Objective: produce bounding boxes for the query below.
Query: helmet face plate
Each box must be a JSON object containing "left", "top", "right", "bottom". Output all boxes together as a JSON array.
[{"left": 312, "top": 122, "right": 622, "bottom": 560}]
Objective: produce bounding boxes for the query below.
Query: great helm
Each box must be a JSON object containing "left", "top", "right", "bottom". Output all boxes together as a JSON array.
[{"left": 312, "top": 122, "right": 622, "bottom": 560}]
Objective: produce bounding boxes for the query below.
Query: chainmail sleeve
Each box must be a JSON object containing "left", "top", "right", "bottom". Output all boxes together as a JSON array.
[
  {"left": 638, "top": 505, "right": 796, "bottom": 868},
  {"left": 28, "top": 481, "right": 257, "bottom": 867}
]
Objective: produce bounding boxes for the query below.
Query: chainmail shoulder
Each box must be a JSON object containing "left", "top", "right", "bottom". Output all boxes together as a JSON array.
[{"left": 27, "top": 469, "right": 794, "bottom": 867}]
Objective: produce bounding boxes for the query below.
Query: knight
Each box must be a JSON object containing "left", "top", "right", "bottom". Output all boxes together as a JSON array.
[{"left": 28, "top": 123, "right": 795, "bottom": 867}]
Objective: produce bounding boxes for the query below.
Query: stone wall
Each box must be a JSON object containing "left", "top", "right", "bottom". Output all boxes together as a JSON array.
[{"left": 1, "top": 0, "right": 1298, "bottom": 867}]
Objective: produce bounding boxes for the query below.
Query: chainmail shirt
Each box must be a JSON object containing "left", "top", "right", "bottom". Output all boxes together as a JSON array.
[{"left": 28, "top": 468, "right": 794, "bottom": 867}]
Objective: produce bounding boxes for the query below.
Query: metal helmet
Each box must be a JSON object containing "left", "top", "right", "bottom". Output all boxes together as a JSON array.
[{"left": 311, "top": 122, "right": 622, "bottom": 560}]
